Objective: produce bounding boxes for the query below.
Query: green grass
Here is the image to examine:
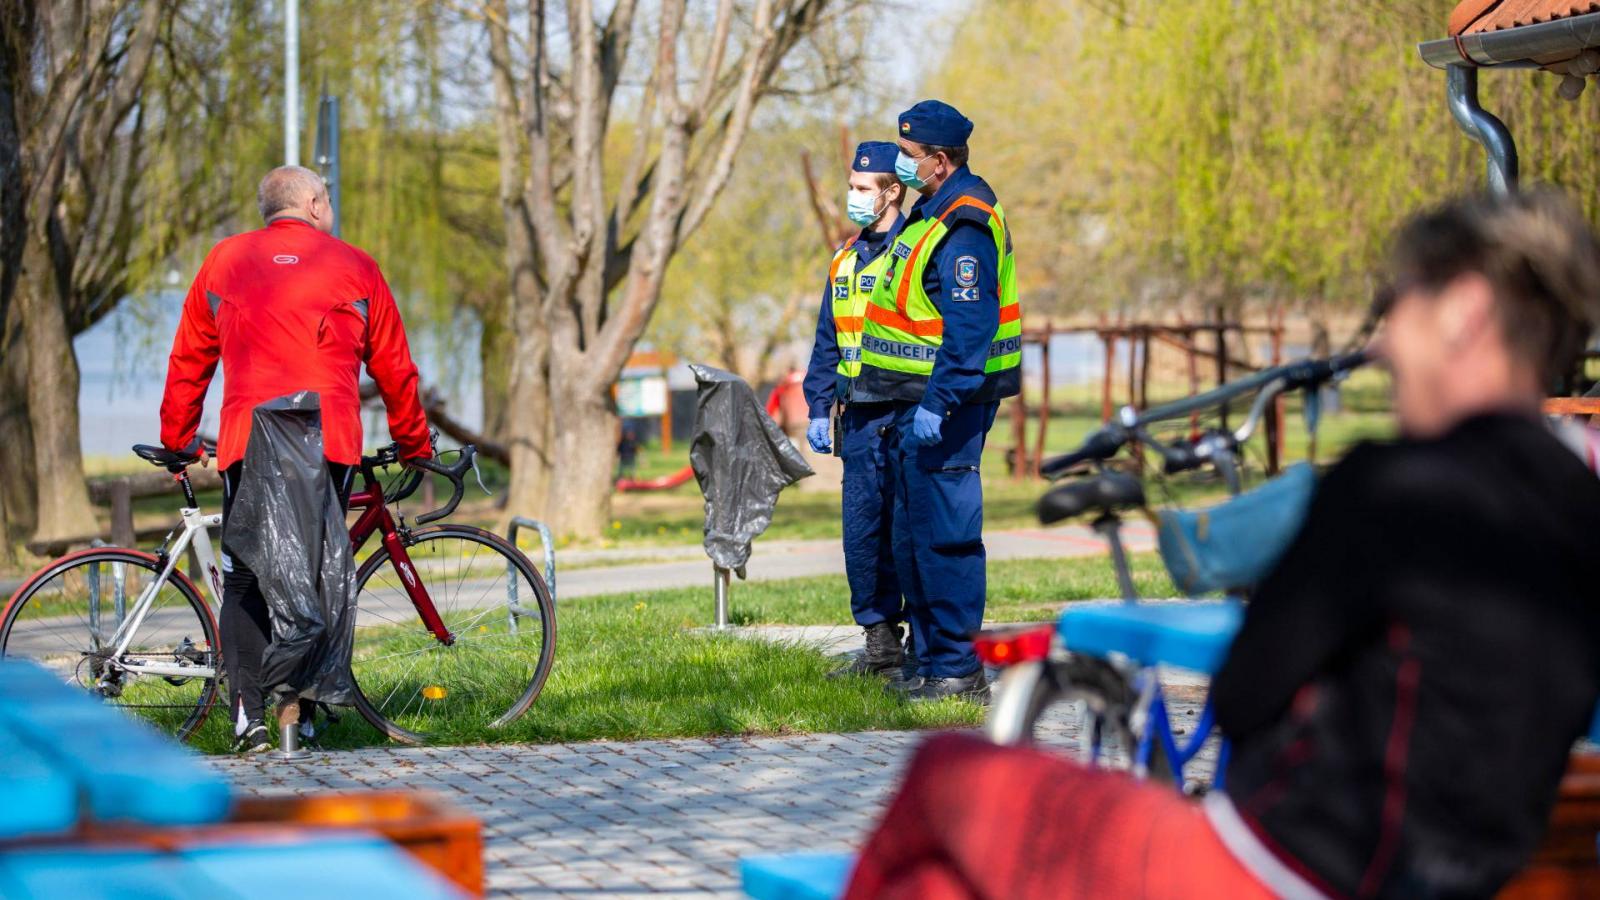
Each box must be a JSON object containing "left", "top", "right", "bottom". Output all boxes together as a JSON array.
[{"left": 165, "top": 553, "right": 1169, "bottom": 753}]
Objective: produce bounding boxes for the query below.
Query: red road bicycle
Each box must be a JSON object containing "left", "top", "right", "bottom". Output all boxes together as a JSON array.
[{"left": 1, "top": 441, "right": 556, "bottom": 745}]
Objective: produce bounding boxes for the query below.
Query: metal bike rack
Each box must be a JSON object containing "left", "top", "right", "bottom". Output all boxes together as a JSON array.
[{"left": 506, "top": 516, "right": 558, "bottom": 608}]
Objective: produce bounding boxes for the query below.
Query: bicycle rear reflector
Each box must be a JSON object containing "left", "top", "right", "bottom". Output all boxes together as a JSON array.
[{"left": 973, "top": 626, "right": 1054, "bottom": 667}]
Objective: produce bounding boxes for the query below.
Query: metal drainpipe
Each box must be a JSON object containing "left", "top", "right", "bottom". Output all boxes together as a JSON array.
[{"left": 1447, "top": 66, "right": 1518, "bottom": 196}]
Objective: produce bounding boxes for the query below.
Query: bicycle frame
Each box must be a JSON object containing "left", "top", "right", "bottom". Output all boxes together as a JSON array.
[
  {"left": 101, "top": 462, "right": 457, "bottom": 687},
  {"left": 346, "top": 468, "right": 453, "bottom": 644},
  {"left": 100, "top": 506, "right": 224, "bottom": 681}
]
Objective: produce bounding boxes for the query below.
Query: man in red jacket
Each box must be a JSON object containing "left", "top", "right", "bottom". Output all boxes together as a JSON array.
[{"left": 160, "top": 165, "right": 431, "bottom": 752}]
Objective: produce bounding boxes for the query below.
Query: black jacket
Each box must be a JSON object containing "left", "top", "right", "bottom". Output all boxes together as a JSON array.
[{"left": 1214, "top": 413, "right": 1600, "bottom": 899}]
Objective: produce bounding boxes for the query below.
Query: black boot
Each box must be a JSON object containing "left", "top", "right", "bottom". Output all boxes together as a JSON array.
[
  {"left": 909, "top": 670, "right": 989, "bottom": 703},
  {"left": 828, "top": 622, "right": 905, "bottom": 678}
]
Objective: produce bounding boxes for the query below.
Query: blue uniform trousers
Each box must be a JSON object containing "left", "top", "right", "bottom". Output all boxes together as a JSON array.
[
  {"left": 889, "top": 400, "right": 998, "bottom": 678},
  {"left": 840, "top": 403, "right": 903, "bottom": 628}
]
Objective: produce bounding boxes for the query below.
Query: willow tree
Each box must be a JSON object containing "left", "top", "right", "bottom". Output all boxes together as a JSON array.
[
  {"left": 482, "top": 0, "right": 858, "bottom": 537},
  {"left": 928, "top": 0, "right": 1600, "bottom": 323},
  {"left": 1, "top": 0, "right": 171, "bottom": 549}
]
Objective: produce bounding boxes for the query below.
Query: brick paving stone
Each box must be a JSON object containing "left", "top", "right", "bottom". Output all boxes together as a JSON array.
[{"left": 208, "top": 682, "right": 1207, "bottom": 897}]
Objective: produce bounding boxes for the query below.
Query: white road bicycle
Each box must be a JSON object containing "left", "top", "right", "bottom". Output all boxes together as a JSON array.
[{"left": 2, "top": 441, "right": 557, "bottom": 744}]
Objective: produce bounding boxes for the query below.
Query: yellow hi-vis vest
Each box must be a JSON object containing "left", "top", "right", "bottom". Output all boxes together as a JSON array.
[
  {"left": 828, "top": 241, "right": 896, "bottom": 379},
  {"left": 858, "top": 196, "right": 1021, "bottom": 393}
]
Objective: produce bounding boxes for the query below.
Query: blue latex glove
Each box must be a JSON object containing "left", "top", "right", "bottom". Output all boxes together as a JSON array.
[
  {"left": 908, "top": 406, "right": 943, "bottom": 450},
  {"left": 806, "top": 417, "right": 832, "bottom": 453}
]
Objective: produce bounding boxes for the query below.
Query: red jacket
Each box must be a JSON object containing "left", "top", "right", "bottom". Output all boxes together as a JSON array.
[{"left": 160, "top": 217, "right": 432, "bottom": 469}]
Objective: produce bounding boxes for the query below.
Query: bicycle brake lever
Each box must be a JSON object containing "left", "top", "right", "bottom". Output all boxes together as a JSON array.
[{"left": 471, "top": 452, "right": 490, "bottom": 496}]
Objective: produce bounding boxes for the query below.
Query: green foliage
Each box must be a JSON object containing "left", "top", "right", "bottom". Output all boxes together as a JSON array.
[{"left": 926, "top": 0, "right": 1600, "bottom": 316}]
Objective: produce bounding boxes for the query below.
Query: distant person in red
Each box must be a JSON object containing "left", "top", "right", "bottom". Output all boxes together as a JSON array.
[
  {"left": 845, "top": 189, "right": 1600, "bottom": 898},
  {"left": 159, "top": 165, "right": 431, "bottom": 752}
]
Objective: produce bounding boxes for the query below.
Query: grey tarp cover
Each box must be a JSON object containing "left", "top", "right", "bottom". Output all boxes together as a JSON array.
[
  {"left": 688, "top": 364, "right": 813, "bottom": 572},
  {"left": 223, "top": 391, "right": 358, "bottom": 705}
]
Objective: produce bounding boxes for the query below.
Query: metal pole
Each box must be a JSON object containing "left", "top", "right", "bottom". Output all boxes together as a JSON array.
[
  {"left": 1447, "top": 66, "right": 1518, "bottom": 196},
  {"left": 272, "top": 698, "right": 310, "bottom": 761},
  {"left": 284, "top": 0, "right": 300, "bottom": 166},
  {"left": 713, "top": 566, "right": 731, "bottom": 629},
  {"left": 315, "top": 88, "right": 341, "bottom": 236}
]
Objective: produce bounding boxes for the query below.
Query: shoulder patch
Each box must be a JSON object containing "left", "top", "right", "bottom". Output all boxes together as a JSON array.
[
  {"left": 893, "top": 242, "right": 912, "bottom": 259},
  {"left": 955, "top": 255, "right": 978, "bottom": 288}
]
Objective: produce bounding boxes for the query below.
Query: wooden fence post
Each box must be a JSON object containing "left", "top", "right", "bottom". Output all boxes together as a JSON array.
[{"left": 110, "top": 480, "right": 135, "bottom": 548}]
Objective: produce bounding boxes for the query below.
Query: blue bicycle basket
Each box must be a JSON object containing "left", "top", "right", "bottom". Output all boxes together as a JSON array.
[{"left": 1156, "top": 462, "right": 1316, "bottom": 595}]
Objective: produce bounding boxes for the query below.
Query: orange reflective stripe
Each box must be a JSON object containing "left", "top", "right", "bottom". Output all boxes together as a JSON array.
[
  {"left": 999, "top": 304, "right": 1021, "bottom": 325},
  {"left": 827, "top": 248, "right": 847, "bottom": 284},
  {"left": 835, "top": 316, "right": 865, "bottom": 333},
  {"left": 866, "top": 302, "right": 944, "bottom": 337},
  {"left": 894, "top": 196, "right": 1002, "bottom": 316}
]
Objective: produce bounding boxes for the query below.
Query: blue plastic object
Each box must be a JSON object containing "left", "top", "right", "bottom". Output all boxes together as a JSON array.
[
  {"left": 0, "top": 661, "right": 232, "bottom": 827},
  {"left": 1157, "top": 463, "right": 1316, "bottom": 595},
  {"left": 0, "top": 848, "right": 227, "bottom": 899},
  {"left": 1057, "top": 601, "right": 1244, "bottom": 674},
  {"left": 741, "top": 852, "right": 853, "bottom": 900},
  {"left": 181, "top": 834, "right": 467, "bottom": 899},
  {"left": 0, "top": 724, "right": 77, "bottom": 839}
]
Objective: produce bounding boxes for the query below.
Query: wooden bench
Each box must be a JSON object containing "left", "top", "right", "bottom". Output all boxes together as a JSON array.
[{"left": 0, "top": 660, "right": 477, "bottom": 898}]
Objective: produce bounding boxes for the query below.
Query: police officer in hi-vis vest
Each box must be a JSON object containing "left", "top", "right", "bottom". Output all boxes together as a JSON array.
[
  {"left": 854, "top": 100, "right": 1021, "bottom": 702},
  {"left": 802, "top": 142, "right": 911, "bottom": 677}
]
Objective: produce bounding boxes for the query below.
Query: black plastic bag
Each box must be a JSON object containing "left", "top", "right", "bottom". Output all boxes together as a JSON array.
[
  {"left": 223, "top": 391, "right": 357, "bottom": 705},
  {"left": 688, "top": 365, "right": 813, "bottom": 573}
]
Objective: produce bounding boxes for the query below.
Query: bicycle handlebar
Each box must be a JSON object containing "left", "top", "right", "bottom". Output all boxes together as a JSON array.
[
  {"left": 359, "top": 437, "right": 477, "bottom": 526},
  {"left": 407, "top": 446, "right": 476, "bottom": 525},
  {"left": 1039, "top": 351, "right": 1368, "bottom": 479}
]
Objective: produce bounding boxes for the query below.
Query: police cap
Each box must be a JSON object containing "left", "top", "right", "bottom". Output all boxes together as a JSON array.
[
  {"left": 897, "top": 100, "right": 973, "bottom": 147},
  {"left": 852, "top": 141, "right": 899, "bottom": 173}
]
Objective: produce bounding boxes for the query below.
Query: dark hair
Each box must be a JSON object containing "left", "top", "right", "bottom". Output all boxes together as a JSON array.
[
  {"left": 915, "top": 142, "right": 969, "bottom": 169},
  {"left": 1385, "top": 189, "right": 1600, "bottom": 386}
]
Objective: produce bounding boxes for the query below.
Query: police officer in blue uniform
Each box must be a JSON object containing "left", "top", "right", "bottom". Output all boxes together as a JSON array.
[
  {"left": 854, "top": 101, "right": 1021, "bottom": 702},
  {"left": 803, "top": 141, "right": 910, "bottom": 676}
]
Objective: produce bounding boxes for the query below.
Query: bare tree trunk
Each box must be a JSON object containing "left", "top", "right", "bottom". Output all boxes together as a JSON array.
[
  {"left": 502, "top": 264, "right": 553, "bottom": 518},
  {"left": 545, "top": 358, "right": 617, "bottom": 537},
  {"left": 0, "top": 317, "right": 36, "bottom": 551},
  {"left": 18, "top": 252, "right": 96, "bottom": 546},
  {"left": 478, "top": 295, "right": 514, "bottom": 444}
]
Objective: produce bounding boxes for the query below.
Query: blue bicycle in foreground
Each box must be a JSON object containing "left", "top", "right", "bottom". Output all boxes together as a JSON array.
[{"left": 978, "top": 352, "right": 1368, "bottom": 790}]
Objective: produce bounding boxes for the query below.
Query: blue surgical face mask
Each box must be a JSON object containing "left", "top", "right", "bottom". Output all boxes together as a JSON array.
[
  {"left": 846, "top": 186, "right": 887, "bottom": 227},
  {"left": 895, "top": 151, "right": 929, "bottom": 189}
]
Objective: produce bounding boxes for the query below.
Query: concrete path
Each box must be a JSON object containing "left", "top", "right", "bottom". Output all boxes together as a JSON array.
[{"left": 552, "top": 521, "right": 1155, "bottom": 600}]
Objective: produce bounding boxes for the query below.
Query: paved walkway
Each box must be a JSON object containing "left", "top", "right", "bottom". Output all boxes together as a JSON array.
[
  {"left": 213, "top": 708, "right": 1211, "bottom": 898},
  {"left": 212, "top": 654, "right": 1212, "bottom": 898}
]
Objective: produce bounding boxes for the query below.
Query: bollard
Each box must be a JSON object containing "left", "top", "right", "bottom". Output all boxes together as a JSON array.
[
  {"left": 272, "top": 699, "right": 310, "bottom": 762},
  {"left": 713, "top": 566, "right": 731, "bottom": 630}
]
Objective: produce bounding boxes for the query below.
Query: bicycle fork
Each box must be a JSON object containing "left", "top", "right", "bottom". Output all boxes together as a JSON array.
[{"left": 381, "top": 530, "right": 454, "bottom": 645}]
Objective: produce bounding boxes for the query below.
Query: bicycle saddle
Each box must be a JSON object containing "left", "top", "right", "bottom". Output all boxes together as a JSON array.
[
  {"left": 1037, "top": 471, "right": 1145, "bottom": 524},
  {"left": 132, "top": 443, "right": 199, "bottom": 472}
]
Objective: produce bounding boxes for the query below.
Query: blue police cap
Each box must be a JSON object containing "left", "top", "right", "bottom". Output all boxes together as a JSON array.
[
  {"left": 897, "top": 100, "right": 973, "bottom": 147},
  {"left": 852, "top": 141, "right": 898, "bottom": 173}
]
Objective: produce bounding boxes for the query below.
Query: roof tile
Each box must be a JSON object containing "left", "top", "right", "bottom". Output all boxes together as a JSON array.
[{"left": 1451, "top": 1, "right": 1600, "bottom": 35}]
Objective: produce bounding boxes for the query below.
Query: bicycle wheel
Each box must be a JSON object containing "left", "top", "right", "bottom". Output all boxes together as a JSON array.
[
  {"left": 0, "top": 549, "right": 221, "bottom": 741},
  {"left": 349, "top": 524, "right": 556, "bottom": 743},
  {"left": 985, "top": 654, "right": 1144, "bottom": 766}
]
